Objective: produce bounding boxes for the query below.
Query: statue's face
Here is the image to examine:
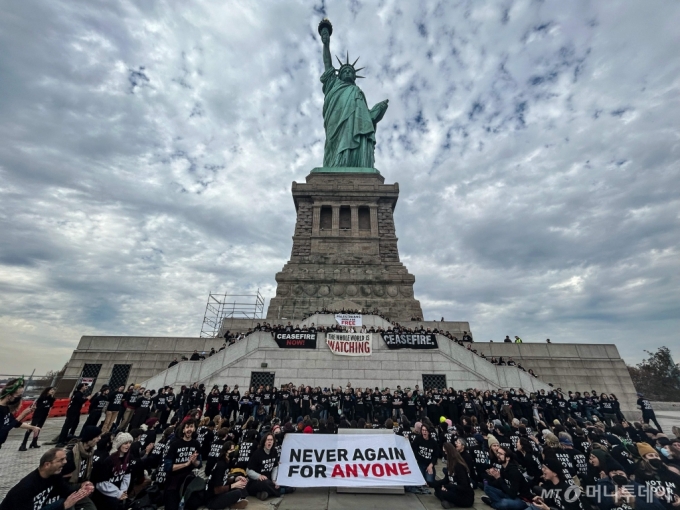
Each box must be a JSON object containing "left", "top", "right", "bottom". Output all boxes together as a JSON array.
[{"left": 339, "top": 66, "right": 355, "bottom": 83}]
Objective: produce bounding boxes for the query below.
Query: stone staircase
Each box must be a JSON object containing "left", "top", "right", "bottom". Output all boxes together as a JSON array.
[{"left": 140, "top": 316, "right": 551, "bottom": 394}]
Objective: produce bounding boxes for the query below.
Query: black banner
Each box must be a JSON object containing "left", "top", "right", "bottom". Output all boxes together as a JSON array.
[
  {"left": 274, "top": 332, "right": 317, "bottom": 349},
  {"left": 381, "top": 333, "right": 439, "bottom": 349}
]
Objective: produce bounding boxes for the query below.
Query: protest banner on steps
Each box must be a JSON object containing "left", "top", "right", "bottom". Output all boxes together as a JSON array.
[{"left": 276, "top": 433, "right": 425, "bottom": 487}]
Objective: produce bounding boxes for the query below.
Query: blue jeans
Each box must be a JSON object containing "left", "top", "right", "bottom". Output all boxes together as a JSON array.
[
  {"left": 418, "top": 461, "right": 436, "bottom": 485},
  {"left": 484, "top": 485, "right": 527, "bottom": 510}
]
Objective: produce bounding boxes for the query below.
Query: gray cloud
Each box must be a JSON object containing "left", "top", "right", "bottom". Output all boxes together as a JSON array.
[{"left": 1, "top": 0, "right": 679, "bottom": 373}]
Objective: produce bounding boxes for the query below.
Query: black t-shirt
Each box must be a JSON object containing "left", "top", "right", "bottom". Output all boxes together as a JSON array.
[
  {"left": 207, "top": 437, "right": 226, "bottom": 460},
  {"left": 207, "top": 458, "right": 237, "bottom": 495},
  {"left": 248, "top": 447, "right": 278, "bottom": 479},
  {"left": 445, "top": 463, "right": 475, "bottom": 501},
  {"left": 0, "top": 404, "right": 21, "bottom": 445},
  {"left": 164, "top": 437, "right": 201, "bottom": 488},
  {"left": 33, "top": 396, "right": 55, "bottom": 418},
  {"left": 154, "top": 394, "right": 167, "bottom": 411},
  {"left": 235, "top": 437, "right": 258, "bottom": 470},
  {"left": 89, "top": 393, "right": 108, "bottom": 414},
  {"left": 67, "top": 390, "right": 86, "bottom": 416},
  {"left": 0, "top": 469, "right": 75, "bottom": 510},
  {"left": 63, "top": 447, "right": 92, "bottom": 483},
  {"left": 108, "top": 391, "right": 125, "bottom": 412},
  {"left": 539, "top": 479, "right": 585, "bottom": 510},
  {"left": 91, "top": 452, "right": 131, "bottom": 488},
  {"left": 138, "top": 429, "right": 157, "bottom": 450},
  {"left": 637, "top": 398, "right": 654, "bottom": 412},
  {"left": 206, "top": 395, "right": 221, "bottom": 410},
  {"left": 411, "top": 435, "right": 438, "bottom": 465}
]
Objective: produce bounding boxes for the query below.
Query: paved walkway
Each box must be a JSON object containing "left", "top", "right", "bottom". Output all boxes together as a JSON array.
[{"left": 2, "top": 414, "right": 678, "bottom": 509}]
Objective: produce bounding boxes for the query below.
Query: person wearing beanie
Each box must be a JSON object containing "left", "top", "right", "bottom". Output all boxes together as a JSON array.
[
  {"left": 636, "top": 442, "right": 656, "bottom": 458},
  {"left": 91, "top": 431, "right": 133, "bottom": 509},
  {"left": 488, "top": 435, "right": 500, "bottom": 448},
  {"left": 303, "top": 425, "right": 314, "bottom": 434},
  {"left": 531, "top": 458, "right": 586, "bottom": 510},
  {"left": 62, "top": 424, "right": 102, "bottom": 510},
  {"left": 634, "top": 442, "right": 680, "bottom": 507}
]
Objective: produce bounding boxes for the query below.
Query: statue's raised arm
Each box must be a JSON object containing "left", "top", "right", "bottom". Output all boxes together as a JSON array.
[
  {"left": 319, "top": 19, "right": 333, "bottom": 72},
  {"left": 316, "top": 19, "right": 388, "bottom": 170}
]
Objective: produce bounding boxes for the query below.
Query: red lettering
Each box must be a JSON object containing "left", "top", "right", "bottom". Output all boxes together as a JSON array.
[
  {"left": 372, "top": 463, "right": 385, "bottom": 477},
  {"left": 385, "top": 463, "right": 398, "bottom": 476},
  {"left": 331, "top": 464, "right": 345, "bottom": 477},
  {"left": 398, "top": 462, "right": 411, "bottom": 475},
  {"left": 345, "top": 464, "right": 358, "bottom": 477},
  {"left": 358, "top": 463, "right": 370, "bottom": 476}
]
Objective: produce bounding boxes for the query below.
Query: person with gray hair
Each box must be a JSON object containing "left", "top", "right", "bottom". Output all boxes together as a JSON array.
[{"left": 0, "top": 447, "right": 94, "bottom": 510}]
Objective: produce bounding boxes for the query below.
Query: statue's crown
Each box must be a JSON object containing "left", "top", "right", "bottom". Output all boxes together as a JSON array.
[{"left": 336, "top": 52, "right": 365, "bottom": 79}]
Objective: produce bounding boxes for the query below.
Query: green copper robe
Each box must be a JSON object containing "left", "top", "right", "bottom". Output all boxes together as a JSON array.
[{"left": 321, "top": 68, "right": 376, "bottom": 168}]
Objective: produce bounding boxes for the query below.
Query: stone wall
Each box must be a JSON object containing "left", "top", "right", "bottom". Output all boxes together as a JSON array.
[{"left": 472, "top": 342, "right": 638, "bottom": 413}]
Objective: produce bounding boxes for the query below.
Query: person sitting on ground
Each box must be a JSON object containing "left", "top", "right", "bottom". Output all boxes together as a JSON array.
[
  {"left": 205, "top": 441, "right": 249, "bottom": 509},
  {"left": 62, "top": 425, "right": 102, "bottom": 508},
  {"left": 433, "top": 442, "right": 475, "bottom": 508},
  {"left": 163, "top": 419, "right": 202, "bottom": 510},
  {"left": 482, "top": 445, "right": 532, "bottom": 510},
  {"left": 531, "top": 457, "right": 585, "bottom": 510},
  {"left": 247, "top": 432, "right": 295, "bottom": 500},
  {"left": 409, "top": 423, "right": 439, "bottom": 492},
  {"left": 90, "top": 432, "right": 134, "bottom": 510},
  {"left": 0, "top": 447, "right": 94, "bottom": 510}
]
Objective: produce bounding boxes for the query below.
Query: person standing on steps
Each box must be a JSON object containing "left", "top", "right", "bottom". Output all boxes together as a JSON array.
[
  {"left": 57, "top": 383, "right": 91, "bottom": 446},
  {"left": 102, "top": 385, "right": 124, "bottom": 434},
  {"left": 0, "top": 377, "right": 41, "bottom": 450},
  {"left": 19, "top": 385, "right": 55, "bottom": 451},
  {"left": 80, "top": 385, "right": 109, "bottom": 432},
  {"left": 637, "top": 393, "right": 663, "bottom": 432}
]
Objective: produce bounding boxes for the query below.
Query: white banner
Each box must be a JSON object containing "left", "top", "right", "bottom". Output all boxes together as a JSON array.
[
  {"left": 275, "top": 433, "right": 425, "bottom": 487},
  {"left": 335, "top": 313, "right": 362, "bottom": 327},
  {"left": 326, "top": 332, "right": 372, "bottom": 356}
]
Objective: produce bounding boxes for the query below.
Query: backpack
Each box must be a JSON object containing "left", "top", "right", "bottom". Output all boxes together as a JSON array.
[{"left": 180, "top": 473, "right": 208, "bottom": 510}]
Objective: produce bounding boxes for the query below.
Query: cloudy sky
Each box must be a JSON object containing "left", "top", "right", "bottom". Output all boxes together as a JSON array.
[{"left": 1, "top": 0, "right": 679, "bottom": 375}]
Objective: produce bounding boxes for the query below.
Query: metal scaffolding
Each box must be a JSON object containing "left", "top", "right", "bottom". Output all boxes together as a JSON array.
[{"left": 199, "top": 290, "right": 265, "bottom": 338}]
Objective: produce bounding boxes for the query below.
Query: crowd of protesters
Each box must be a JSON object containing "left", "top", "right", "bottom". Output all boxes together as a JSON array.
[{"left": 1, "top": 373, "right": 677, "bottom": 510}]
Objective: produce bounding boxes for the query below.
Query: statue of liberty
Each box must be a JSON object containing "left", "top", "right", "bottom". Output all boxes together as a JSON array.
[{"left": 318, "top": 19, "right": 389, "bottom": 169}]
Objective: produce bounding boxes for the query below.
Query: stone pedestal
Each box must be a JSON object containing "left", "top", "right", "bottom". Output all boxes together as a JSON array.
[{"left": 266, "top": 171, "right": 423, "bottom": 321}]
